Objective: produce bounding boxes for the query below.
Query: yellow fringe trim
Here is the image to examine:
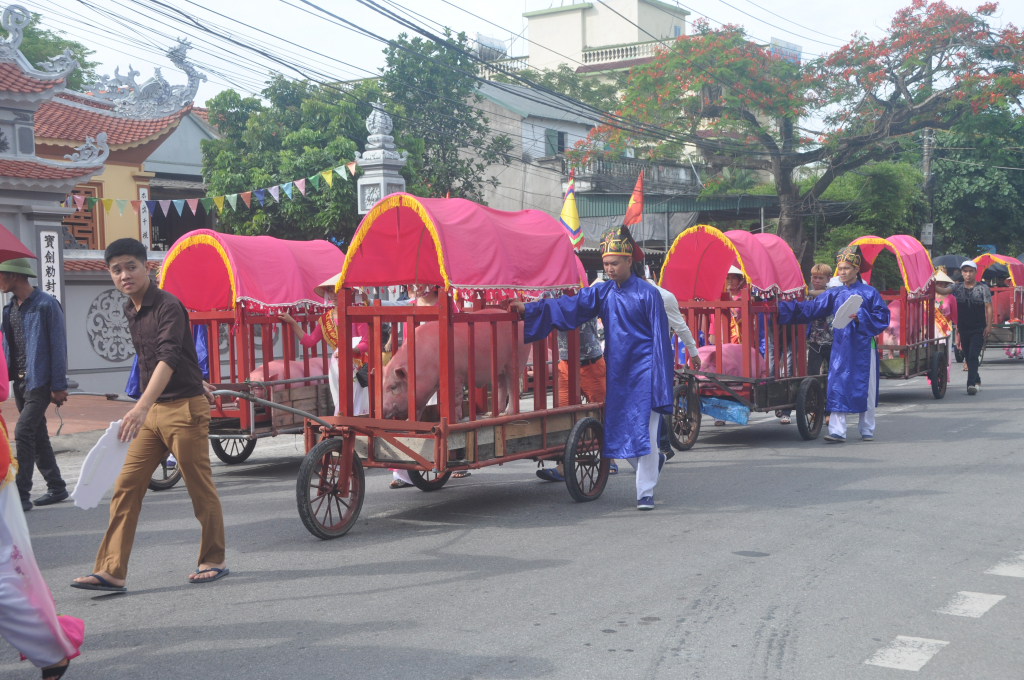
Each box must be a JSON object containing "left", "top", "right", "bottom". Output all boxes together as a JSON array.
[
  {"left": 973, "top": 254, "right": 1019, "bottom": 288},
  {"left": 338, "top": 194, "right": 452, "bottom": 292},
  {"left": 0, "top": 418, "right": 14, "bottom": 492},
  {"left": 659, "top": 224, "right": 751, "bottom": 289},
  {"left": 161, "top": 232, "right": 238, "bottom": 308},
  {"left": 849, "top": 236, "right": 914, "bottom": 291}
]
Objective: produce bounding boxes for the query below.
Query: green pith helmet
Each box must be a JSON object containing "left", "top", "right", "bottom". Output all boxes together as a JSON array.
[{"left": 0, "top": 258, "right": 36, "bottom": 277}]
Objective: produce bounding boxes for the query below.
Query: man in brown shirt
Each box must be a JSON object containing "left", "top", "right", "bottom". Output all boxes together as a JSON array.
[{"left": 72, "top": 238, "right": 228, "bottom": 592}]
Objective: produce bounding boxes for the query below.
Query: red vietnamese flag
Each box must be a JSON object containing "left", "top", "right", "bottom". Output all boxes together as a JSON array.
[{"left": 622, "top": 173, "right": 644, "bottom": 226}]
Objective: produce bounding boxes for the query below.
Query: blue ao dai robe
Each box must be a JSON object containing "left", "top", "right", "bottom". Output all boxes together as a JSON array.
[
  {"left": 778, "top": 280, "right": 890, "bottom": 414},
  {"left": 524, "top": 275, "right": 673, "bottom": 458}
]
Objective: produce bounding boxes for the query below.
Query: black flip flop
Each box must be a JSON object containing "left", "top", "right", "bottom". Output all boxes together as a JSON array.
[
  {"left": 189, "top": 567, "right": 229, "bottom": 584},
  {"left": 70, "top": 574, "right": 126, "bottom": 593},
  {"left": 42, "top": 660, "right": 70, "bottom": 679}
]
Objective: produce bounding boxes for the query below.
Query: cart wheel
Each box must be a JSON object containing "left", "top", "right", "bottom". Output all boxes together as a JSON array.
[
  {"left": 669, "top": 377, "right": 701, "bottom": 452},
  {"left": 296, "top": 438, "right": 364, "bottom": 540},
  {"left": 409, "top": 469, "right": 452, "bottom": 492},
  {"left": 929, "top": 349, "right": 947, "bottom": 399},
  {"left": 795, "top": 377, "right": 824, "bottom": 440},
  {"left": 148, "top": 451, "right": 182, "bottom": 491},
  {"left": 211, "top": 438, "right": 256, "bottom": 464},
  {"left": 563, "top": 417, "right": 608, "bottom": 503}
]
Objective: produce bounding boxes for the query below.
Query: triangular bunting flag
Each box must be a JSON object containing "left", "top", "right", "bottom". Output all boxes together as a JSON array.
[
  {"left": 171, "top": 199, "right": 185, "bottom": 216},
  {"left": 334, "top": 166, "right": 347, "bottom": 180},
  {"left": 115, "top": 199, "right": 128, "bottom": 216},
  {"left": 86, "top": 197, "right": 98, "bottom": 210},
  {"left": 200, "top": 197, "right": 214, "bottom": 214},
  {"left": 101, "top": 198, "right": 114, "bottom": 214},
  {"left": 73, "top": 194, "right": 85, "bottom": 210},
  {"left": 321, "top": 169, "right": 334, "bottom": 187},
  {"left": 158, "top": 200, "right": 171, "bottom": 217},
  {"left": 254, "top": 189, "right": 265, "bottom": 206},
  {"left": 187, "top": 198, "right": 200, "bottom": 215},
  {"left": 240, "top": 192, "right": 252, "bottom": 208},
  {"left": 295, "top": 178, "right": 306, "bottom": 196},
  {"left": 309, "top": 174, "right": 321, "bottom": 190},
  {"left": 226, "top": 194, "right": 238, "bottom": 211},
  {"left": 268, "top": 186, "right": 280, "bottom": 203},
  {"left": 213, "top": 196, "right": 225, "bottom": 212},
  {"left": 282, "top": 182, "right": 293, "bottom": 199},
  {"left": 145, "top": 201, "right": 157, "bottom": 216},
  {"left": 129, "top": 201, "right": 140, "bottom": 215},
  {"left": 345, "top": 161, "right": 357, "bottom": 176}
]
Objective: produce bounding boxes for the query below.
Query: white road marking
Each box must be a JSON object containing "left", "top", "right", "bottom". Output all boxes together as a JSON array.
[
  {"left": 985, "top": 552, "right": 1024, "bottom": 578},
  {"left": 936, "top": 591, "right": 1005, "bottom": 618},
  {"left": 865, "top": 636, "right": 949, "bottom": 671}
]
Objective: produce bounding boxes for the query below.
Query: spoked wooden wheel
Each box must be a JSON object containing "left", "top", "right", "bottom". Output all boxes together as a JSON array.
[
  {"left": 796, "top": 377, "right": 825, "bottom": 440},
  {"left": 296, "top": 438, "right": 364, "bottom": 540},
  {"left": 148, "top": 451, "right": 182, "bottom": 491},
  {"left": 930, "top": 349, "right": 947, "bottom": 399},
  {"left": 669, "top": 377, "right": 701, "bottom": 452},
  {"left": 563, "top": 417, "right": 608, "bottom": 502},
  {"left": 211, "top": 438, "right": 256, "bottom": 464},
  {"left": 409, "top": 469, "right": 452, "bottom": 492}
]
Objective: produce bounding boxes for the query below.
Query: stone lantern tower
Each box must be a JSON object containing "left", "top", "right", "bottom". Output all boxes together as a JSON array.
[{"left": 355, "top": 100, "right": 407, "bottom": 214}]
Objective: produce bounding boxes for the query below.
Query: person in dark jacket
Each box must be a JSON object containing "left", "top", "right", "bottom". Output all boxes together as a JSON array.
[{"left": 0, "top": 258, "right": 68, "bottom": 512}]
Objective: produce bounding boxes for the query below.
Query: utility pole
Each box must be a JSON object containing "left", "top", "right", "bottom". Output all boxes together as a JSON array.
[{"left": 921, "top": 128, "right": 934, "bottom": 249}]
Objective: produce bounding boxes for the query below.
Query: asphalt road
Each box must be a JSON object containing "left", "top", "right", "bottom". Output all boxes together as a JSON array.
[{"left": 3, "top": 358, "right": 1023, "bottom": 679}]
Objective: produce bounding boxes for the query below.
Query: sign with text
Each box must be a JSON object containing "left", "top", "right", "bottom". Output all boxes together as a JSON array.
[
  {"left": 770, "top": 38, "right": 802, "bottom": 64},
  {"left": 139, "top": 185, "right": 151, "bottom": 250},
  {"left": 39, "top": 230, "right": 62, "bottom": 303}
]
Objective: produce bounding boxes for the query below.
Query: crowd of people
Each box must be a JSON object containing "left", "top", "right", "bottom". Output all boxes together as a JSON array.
[{"left": 0, "top": 228, "right": 1012, "bottom": 677}]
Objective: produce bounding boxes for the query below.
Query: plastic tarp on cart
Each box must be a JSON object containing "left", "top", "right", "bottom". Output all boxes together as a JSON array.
[
  {"left": 973, "top": 253, "right": 1024, "bottom": 289},
  {"left": 658, "top": 224, "right": 806, "bottom": 301},
  {"left": 160, "top": 229, "right": 345, "bottom": 312},
  {"left": 849, "top": 235, "right": 934, "bottom": 294},
  {"left": 339, "top": 193, "right": 581, "bottom": 295}
]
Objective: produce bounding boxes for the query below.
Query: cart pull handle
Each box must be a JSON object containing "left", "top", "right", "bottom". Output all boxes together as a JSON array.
[{"left": 210, "top": 390, "right": 334, "bottom": 430}]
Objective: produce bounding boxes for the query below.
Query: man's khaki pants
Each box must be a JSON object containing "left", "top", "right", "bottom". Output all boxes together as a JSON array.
[{"left": 94, "top": 396, "right": 225, "bottom": 580}]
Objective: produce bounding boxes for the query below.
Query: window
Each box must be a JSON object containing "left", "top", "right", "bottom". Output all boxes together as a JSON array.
[
  {"left": 673, "top": 25, "right": 682, "bottom": 38},
  {"left": 63, "top": 184, "right": 101, "bottom": 249},
  {"left": 544, "top": 129, "right": 567, "bottom": 156}
]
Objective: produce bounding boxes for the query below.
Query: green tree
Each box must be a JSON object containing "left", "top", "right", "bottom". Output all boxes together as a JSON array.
[
  {"left": 930, "top": 110, "right": 1024, "bottom": 257},
  {"left": 202, "top": 77, "right": 382, "bottom": 242},
  {"left": 0, "top": 13, "right": 98, "bottom": 91},
  {"left": 380, "top": 31, "right": 513, "bottom": 200},
  {"left": 581, "top": 2, "right": 1024, "bottom": 271},
  {"left": 494, "top": 64, "right": 622, "bottom": 112}
]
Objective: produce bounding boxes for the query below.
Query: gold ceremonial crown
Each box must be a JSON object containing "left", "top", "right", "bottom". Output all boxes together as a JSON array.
[
  {"left": 836, "top": 246, "right": 862, "bottom": 267},
  {"left": 600, "top": 229, "right": 634, "bottom": 258}
]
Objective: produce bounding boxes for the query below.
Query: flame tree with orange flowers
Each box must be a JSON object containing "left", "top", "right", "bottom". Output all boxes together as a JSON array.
[{"left": 576, "top": 1, "right": 1024, "bottom": 272}]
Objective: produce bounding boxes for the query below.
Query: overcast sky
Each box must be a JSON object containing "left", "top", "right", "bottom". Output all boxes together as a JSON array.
[{"left": 36, "top": 0, "right": 1024, "bottom": 107}]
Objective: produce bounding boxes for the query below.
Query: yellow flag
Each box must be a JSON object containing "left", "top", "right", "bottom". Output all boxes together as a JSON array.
[
  {"left": 321, "top": 169, "right": 334, "bottom": 187},
  {"left": 101, "top": 198, "right": 114, "bottom": 214},
  {"left": 213, "top": 196, "right": 224, "bottom": 212}
]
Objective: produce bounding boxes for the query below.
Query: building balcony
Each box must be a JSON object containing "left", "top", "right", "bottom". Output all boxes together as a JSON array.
[
  {"left": 563, "top": 156, "right": 701, "bottom": 195},
  {"left": 478, "top": 56, "right": 530, "bottom": 79},
  {"left": 579, "top": 40, "right": 662, "bottom": 72}
]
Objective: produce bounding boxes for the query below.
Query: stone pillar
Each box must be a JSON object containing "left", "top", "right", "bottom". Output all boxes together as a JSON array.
[{"left": 355, "top": 100, "right": 408, "bottom": 214}]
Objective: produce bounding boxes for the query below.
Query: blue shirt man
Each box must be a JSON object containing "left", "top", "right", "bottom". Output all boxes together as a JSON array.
[{"left": 0, "top": 258, "right": 68, "bottom": 511}]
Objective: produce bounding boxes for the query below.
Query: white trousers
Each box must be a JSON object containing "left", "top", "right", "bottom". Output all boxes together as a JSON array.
[
  {"left": 0, "top": 521, "right": 65, "bottom": 668},
  {"left": 829, "top": 349, "right": 877, "bottom": 439},
  {"left": 625, "top": 412, "right": 662, "bottom": 500}
]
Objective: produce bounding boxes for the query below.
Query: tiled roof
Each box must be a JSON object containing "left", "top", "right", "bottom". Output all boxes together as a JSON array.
[
  {"left": 35, "top": 99, "right": 192, "bottom": 145},
  {"left": 0, "top": 158, "right": 103, "bottom": 180},
  {"left": 192, "top": 107, "right": 209, "bottom": 122},
  {"left": 64, "top": 259, "right": 160, "bottom": 272},
  {"left": 575, "top": 56, "right": 654, "bottom": 74},
  {"left": 0, "top": 62, "right": 65, "bottom": 93}
]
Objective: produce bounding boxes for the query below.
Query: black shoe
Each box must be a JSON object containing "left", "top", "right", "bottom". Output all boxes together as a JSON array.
[
  {"left": 21, "top": 499, "right": 32, "bottom": 512},
  {"left": 33, "top": 489, "right": 69, "bottom": 506},
  {"left": 661, "top": 448, "right": 675, "bottom": 461}
]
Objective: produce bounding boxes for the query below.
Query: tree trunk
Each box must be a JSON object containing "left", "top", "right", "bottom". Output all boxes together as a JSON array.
[{"left": 776, "top": 191, "right": 813, "bottom": 275}]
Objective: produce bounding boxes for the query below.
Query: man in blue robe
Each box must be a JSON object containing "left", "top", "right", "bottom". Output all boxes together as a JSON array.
[
  {"left": 778, "top": 246, "right": 890, "bottom": 443},
  {"left": 505, "top": 229, "right": 673, "bottom": 510}
]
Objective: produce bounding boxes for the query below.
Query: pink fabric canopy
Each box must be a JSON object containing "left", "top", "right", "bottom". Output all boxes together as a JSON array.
[
  {"left": 340, "top": 193, "right": 580, "bottom": 294},
  {"left": 850, "top": 235, "right": 934, "bottom": 294},
  {"left": 974, "top": 253, "right": 1024, "bottom": 289},
  {"left": 160, "top": 229, "right": 345, "bottom": 312},
  {"left": 659, "top": 225, "right": 806, "bottom": 301}
]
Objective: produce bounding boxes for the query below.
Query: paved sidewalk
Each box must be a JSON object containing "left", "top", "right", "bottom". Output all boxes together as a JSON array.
[{"left": 3, "top": 394, "right": 131, "bottom": 439}]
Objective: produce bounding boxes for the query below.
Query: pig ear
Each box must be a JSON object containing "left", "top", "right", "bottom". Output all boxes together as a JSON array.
[{"left": 395, "top": 367, "right": 407, "bottom": 381}]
